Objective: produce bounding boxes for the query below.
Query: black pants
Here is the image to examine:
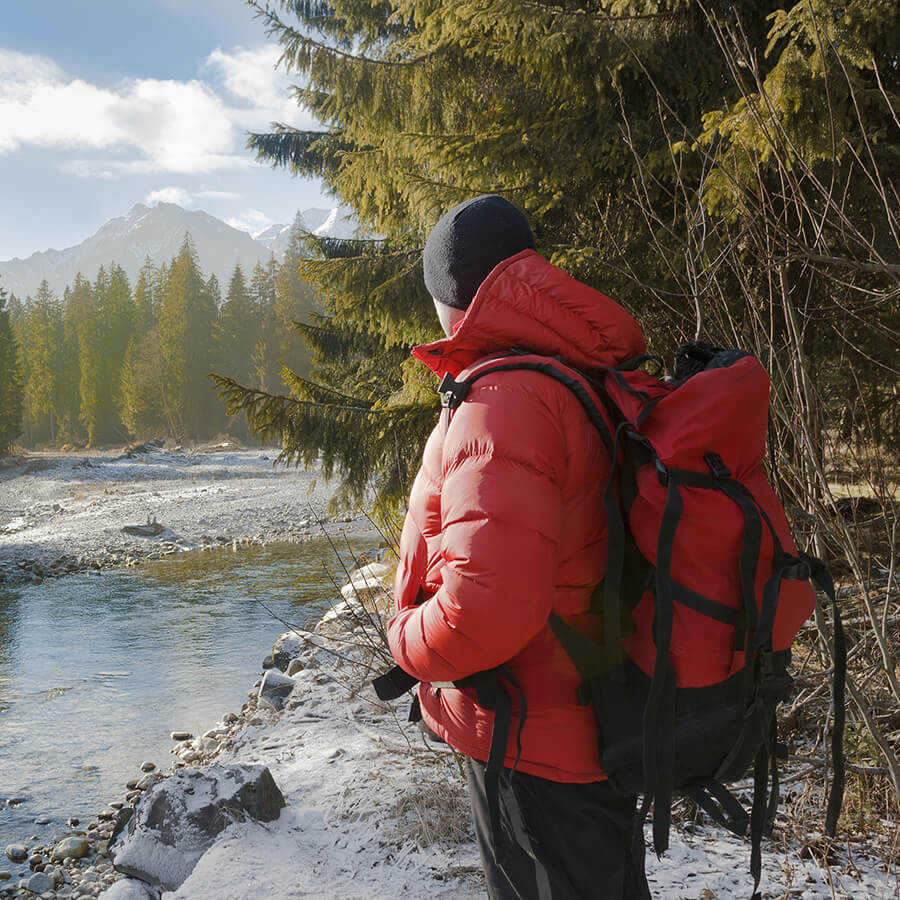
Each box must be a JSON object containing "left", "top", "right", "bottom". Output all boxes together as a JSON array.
[{"left": 465, "top": 758, "right": 652, "bottom": 900}]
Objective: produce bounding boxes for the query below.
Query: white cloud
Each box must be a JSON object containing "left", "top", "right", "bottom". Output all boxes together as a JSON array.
[
  {"left": 226, "top": 209, "right": 273, "bottom": 237},
  {"left": 195, "top": 189, "right": 241, "bottom": 200},
  {"left": 0, "top": 46, "right": 316, "bottom": 177},
  {"left": 144, "top": 186, "right": 193, "bottom": 206},
  {"left": 205, "top": 45, "right": 316, "bottom": 130},
  {"left": 142, "top": 186, "right": 242, "bottom": 207}
]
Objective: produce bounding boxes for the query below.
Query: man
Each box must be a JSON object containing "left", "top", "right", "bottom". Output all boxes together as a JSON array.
[{"left": 386, "top": 195, "right": 652, "bottom": 899}]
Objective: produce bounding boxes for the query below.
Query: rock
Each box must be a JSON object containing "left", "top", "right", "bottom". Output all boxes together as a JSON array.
[
  {"left": 51, "top": 836, "right": 90, "bottom": 861},
  {"left": 23, "top": 871, "right": 52, "bottom": 893},
  {"left": 221, "top": 713, "right": 238, "bottom": 725},
  {"left": 139, "top": 762, "right": 155, "bottom": 773},
  {"left": 134, "top": 773, "right": 161, "bottom": 792},
  {"left": 169, "top": 732, "right": 192, "bottom": 742},
  {"left": 286, "top": 658, "right": 304, "bottom": 677},
  {"left": 257, "top": 669, "right": 295, "bottom": 710},
  {"left": 0, "top": 872, "right": 10, "bottom": 881},
  {"left": 270, "top": 631, "right": 305, "bottom": 671},
  {"left": 111, "top": 765, "right": 285, "bottom": 892},
  {"left": 4, "top": 845, "right": 27, "bottom": 863},
  {"left": 108, "top": 808, "right": 133, "bottom": 849},
  {"left": 121, "top": 520, "right": 163, "bottom": 537},
  {"left": 96, "top": 876, "right": 157, "bottom": 899},
  {"left": 67, "top": 819, "right": 80, "bottom": 828},
  {"left": 28, "top": 853, "right": 43, "bottom": 869},
  {"left": 261, "top": 654, "right": 275, "bottom": 669}
]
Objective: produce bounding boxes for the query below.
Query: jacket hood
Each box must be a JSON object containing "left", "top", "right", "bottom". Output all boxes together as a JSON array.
[{"left": 413, "top": 249, "right": 645, "bottom": 378}]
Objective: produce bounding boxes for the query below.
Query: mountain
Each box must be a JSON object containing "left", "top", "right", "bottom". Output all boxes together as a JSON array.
[
  {"left": 254, "top": 206, "right": 361, "bottom": 256},
  {"left": 0, "top": 202, "right": 360, "bottom": 300}
]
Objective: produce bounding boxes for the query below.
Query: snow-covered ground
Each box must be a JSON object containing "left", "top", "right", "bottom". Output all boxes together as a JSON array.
[
  {"left": 0, "top": 447, "right": 371, "bottom": 585},
  {"left": 108, "top": 576, "right": 897, "bottom": 900}
]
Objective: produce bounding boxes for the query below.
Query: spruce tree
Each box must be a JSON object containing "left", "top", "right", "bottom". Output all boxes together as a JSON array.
[
  {"left": 225, "top": 0, "right": 897, "bottom": 512},
  {"left": 215, "top": 263, "right": 257, "bottom": 385},
  {"left": 20, "top": 280, "right": 65, "bottom": 444},
  {"left": 0, "top": 285, "right": 24, "bottom": 454},
  {"left": 159, "top": 234, "right": 219, "bottom": 442}
]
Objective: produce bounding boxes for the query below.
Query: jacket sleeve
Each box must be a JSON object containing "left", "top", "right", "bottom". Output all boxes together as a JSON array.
[{"left": 387, "top": 372, "right": 568, "bottom": 683}]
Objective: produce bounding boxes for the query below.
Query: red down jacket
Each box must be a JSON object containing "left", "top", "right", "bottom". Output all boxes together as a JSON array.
[{"left": 387, "top": 249, "right": 646, "bottom": 782}]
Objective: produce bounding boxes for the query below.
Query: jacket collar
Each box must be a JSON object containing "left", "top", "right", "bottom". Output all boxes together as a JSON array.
[{"left": 413, "top": 249, "right": 646, "bottom": 378}]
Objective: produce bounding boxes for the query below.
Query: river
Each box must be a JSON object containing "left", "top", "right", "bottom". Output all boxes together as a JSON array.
[{"left": 0, "top": 537, "right": 379, "bottom": 859}]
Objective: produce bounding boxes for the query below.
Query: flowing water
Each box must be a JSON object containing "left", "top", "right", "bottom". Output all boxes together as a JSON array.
[{"left": 0, "top": 537, "right": 380, "bottom": 863}]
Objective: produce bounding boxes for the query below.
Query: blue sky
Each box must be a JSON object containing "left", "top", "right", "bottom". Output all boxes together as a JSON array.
[{"left": 1, "top": 0, "right": 331, "bottom": 260}]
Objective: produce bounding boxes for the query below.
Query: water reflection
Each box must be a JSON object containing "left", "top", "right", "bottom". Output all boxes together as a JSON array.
[{"left": 0, "top": 536, "right": 379, "bottom": 859}]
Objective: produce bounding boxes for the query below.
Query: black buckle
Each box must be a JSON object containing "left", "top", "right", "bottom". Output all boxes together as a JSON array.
[
  {"left": 704, "top": 452, "right": 731, "bottom": 478},
  {"left": 655, "top": 457, "right": 669, "bottom": 486},
  {"left": 438, "top": 372, "right": 470, "bottom": 409},
  {"left": 775, "top": 553, "right": 810, "bottom": 581}
]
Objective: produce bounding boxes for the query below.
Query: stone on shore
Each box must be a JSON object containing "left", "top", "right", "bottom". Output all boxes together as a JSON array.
[
  {"left": 111, "top": 765, "right": 284, "bottom": 892},
  {"left": 51, "top": 835, "right": 89, "bottom": 861},
  {"left": 271, "top": 631, "right": 305, "bottom": 671},
  {"left": 4, "top": 844, "right": 27, "bottom": 863},
  {"left": 97, "top": 877, "right": 158, "bottom": 899},
  {"left": 21, "top": 870, "right": 52, "bottom": 893},
  {"left": 257, "top": 669, "right": 295, "bottom": 710}
]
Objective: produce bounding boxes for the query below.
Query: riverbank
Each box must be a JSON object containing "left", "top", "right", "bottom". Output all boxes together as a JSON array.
[
  {"left": 4, "top": 562, "right": 899, "bottom": 898},
  {"left": 0, "top": 446, "right": 374, "bottom": 587},
  {"left": 2, "top": 452, "right": 897, "bottom": 898}
]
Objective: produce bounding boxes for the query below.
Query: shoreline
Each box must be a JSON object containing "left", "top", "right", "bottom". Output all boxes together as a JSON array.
[
  {"left": 0, "top": 447, "right": 377, "bottom": 589},
  {"left": 3, "top": 561, "right": 484, "bottom": 900}
]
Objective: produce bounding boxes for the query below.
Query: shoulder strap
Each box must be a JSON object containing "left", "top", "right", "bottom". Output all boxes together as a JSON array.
[{"left": 442, "top": 352, "right": 616, "bottom": 456}]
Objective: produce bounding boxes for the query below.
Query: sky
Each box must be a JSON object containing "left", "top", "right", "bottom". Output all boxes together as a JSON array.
[{"left": 0, "top": 0, "right": 331, "bottom": 260}]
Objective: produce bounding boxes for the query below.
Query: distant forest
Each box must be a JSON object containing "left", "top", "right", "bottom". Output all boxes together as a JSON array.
[{"left": 1, "top": 215, "right": 316, "bottom": 448}]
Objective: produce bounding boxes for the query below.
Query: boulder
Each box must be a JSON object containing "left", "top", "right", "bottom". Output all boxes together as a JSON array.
[
  {"left": 97, "top": 877, "right": 159, "bottom": 899},
  {"left": 271, "top": 632, "right": 305, "bottom": 671},
  {"left": 257, "top": 669, "right": 296, "bottom": 710},
  {"left": 111, "top": 765, "right": 284, "bottom": 892},
  {"left": 340, "top": 573, "right": 385, "bottom": 604},
  {"left": 50, "top": 836, "right": 89, "bottom": 861},
  {"left": 22, "top": 871, "right": 52, "bottom": 893},
  {"left": 3, "top": 845, "right": 26, "bottom": 863}
]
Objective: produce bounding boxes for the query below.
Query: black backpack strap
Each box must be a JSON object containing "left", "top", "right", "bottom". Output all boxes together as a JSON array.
[
  {"left": 801, "top": 554, "right": 846, "bottom": 837},
  {"left": 460, "top": 666, "right": 526, "bottom": 859},
  {"left": 372, "top": 664, "right": 419, "bottom": 701},
  {"left": 642, "top": 472, "right": 682, "bottom": 855},
  {"left": 684, "top": 780, "right": 749, "bottom": 836},
  {"left": 451, "top": 354, "right": 615, "bottom": 455}
]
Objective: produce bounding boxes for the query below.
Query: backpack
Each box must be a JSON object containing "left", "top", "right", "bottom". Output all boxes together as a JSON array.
[{"left": 374, "top": 342, "right": 846, "bottom": 896}]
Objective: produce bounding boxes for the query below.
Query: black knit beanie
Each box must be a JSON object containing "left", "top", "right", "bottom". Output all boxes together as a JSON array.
[{"left": 423, "top": 194, "right": 536, "bottom": 310}]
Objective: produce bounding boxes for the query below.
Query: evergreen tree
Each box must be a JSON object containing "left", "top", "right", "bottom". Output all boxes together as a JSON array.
[
  {"left": 215, "top": 263, "right": 257, "bottom": 385},
  {"left": 0, "top": 285, "right": 24, "bottom": 454},
  {"left": 120, "top": 329, "right": 167, "bottom": 438},
  {"left": 272, "top": 214, "right": 318, "bottom": 384},
  {"left": 20, "top": 280, "right": 65, "bottom": 444},
  {"left": 133, "top": 257, "right": 162, "bottom": 337},
  {"left": 56, "top": 284, "right": 82, "bottom": 442},
  {"left": 219, "top": 0, "right": 898, "bottom": 513},
  {"left": 158, "top": 234, "right": 219, "bottom": 441},
  {"left": 67, "top": 272, "right": 104, "bottom": 444},
  {"left": 248, "top": 258, "right": 279, "bottom": 390},
  {"left": 102, "top": 263, "right": 135, "bottom": 440}
]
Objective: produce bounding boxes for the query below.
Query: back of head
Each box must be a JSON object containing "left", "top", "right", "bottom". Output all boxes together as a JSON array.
[{"left": 423, "top": 194, "right": 536, "bottom": 311}]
